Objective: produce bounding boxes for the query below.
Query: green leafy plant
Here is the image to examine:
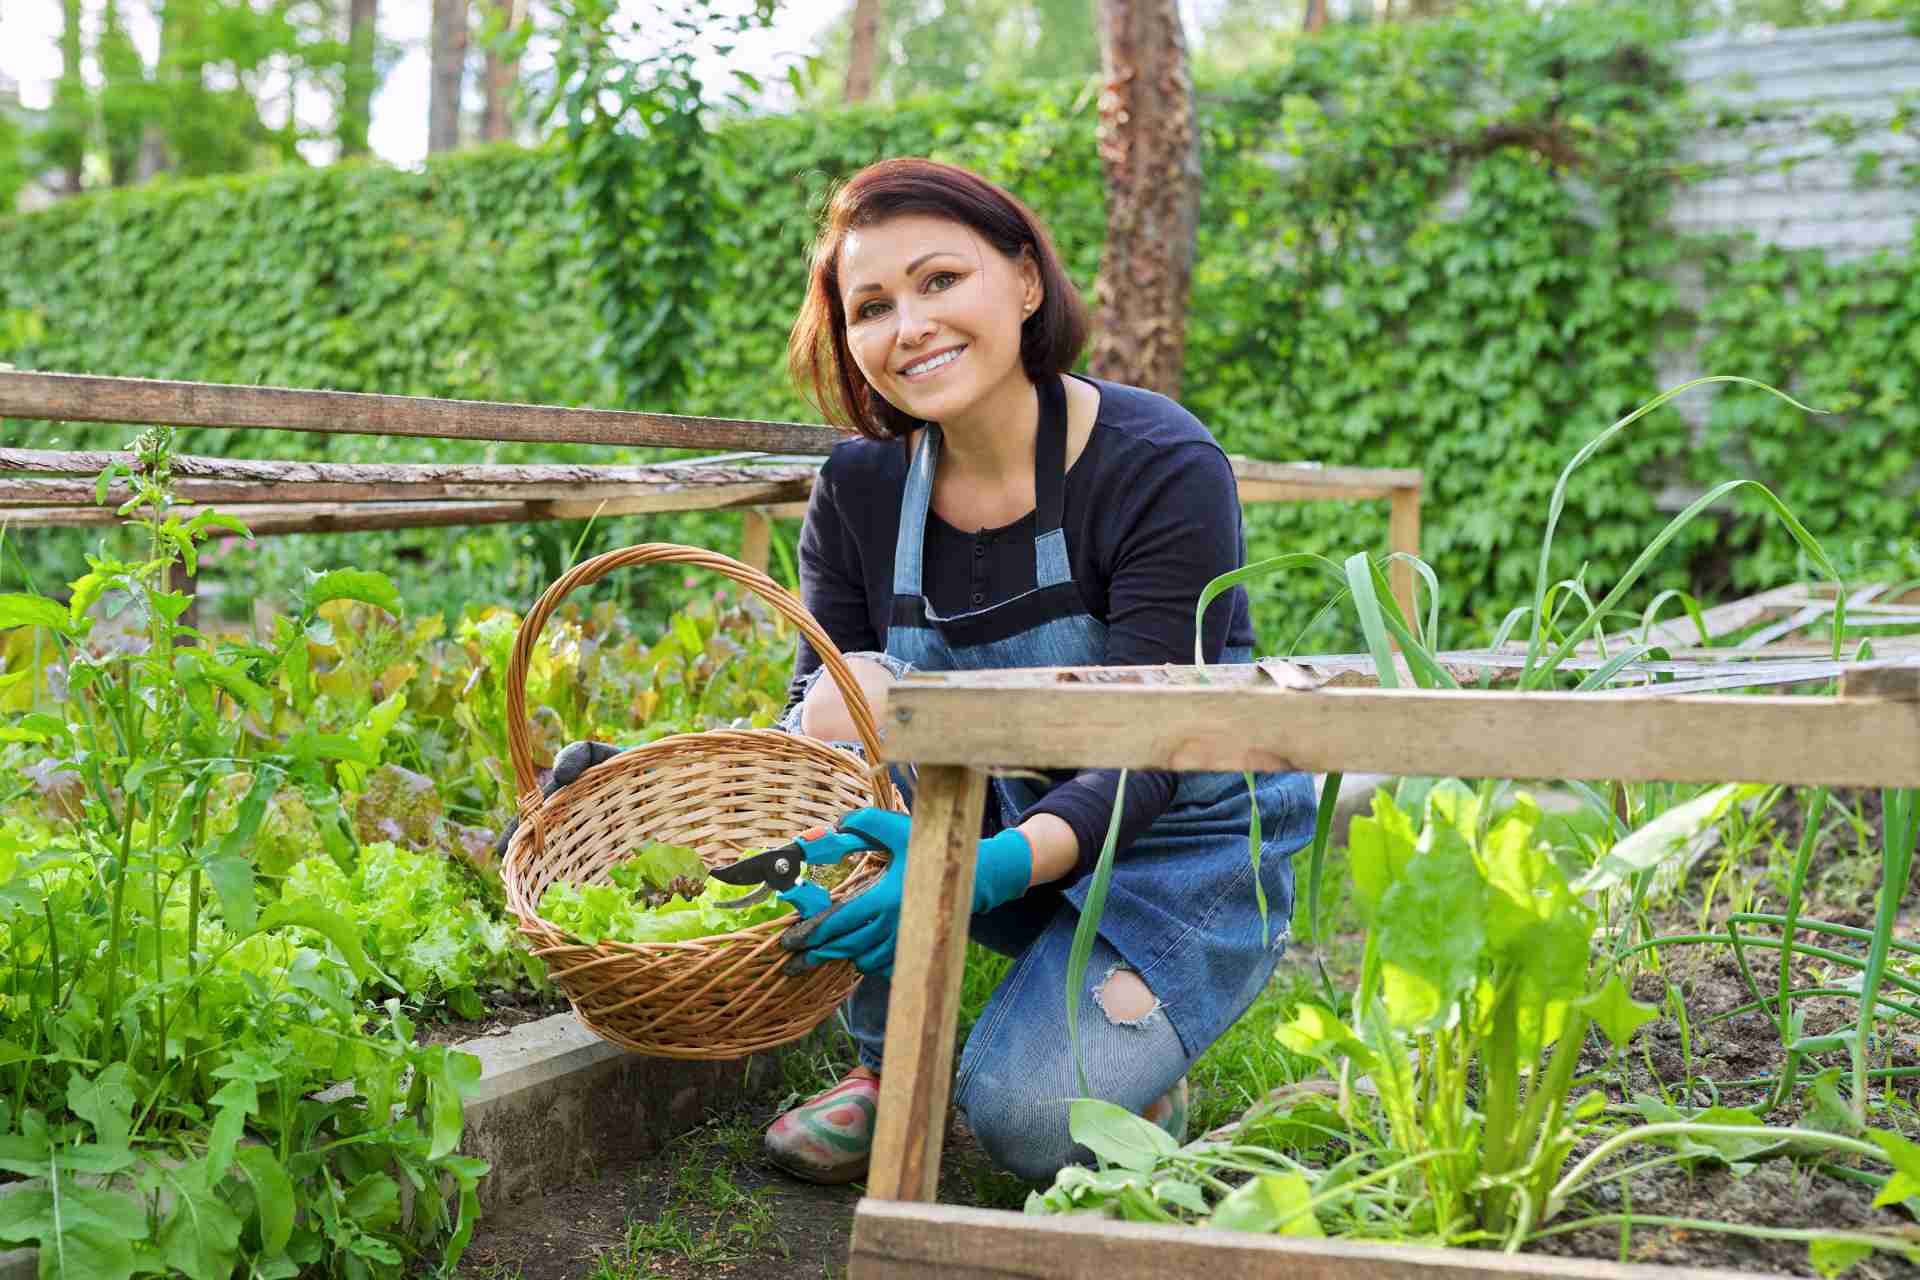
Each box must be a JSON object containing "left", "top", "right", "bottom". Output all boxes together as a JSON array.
[
  {"left": 536, "top": 842, "right": 791, "bottom": 945},
  {"left": 0, "top": 433, "right": 487, "bottom": 1277}
]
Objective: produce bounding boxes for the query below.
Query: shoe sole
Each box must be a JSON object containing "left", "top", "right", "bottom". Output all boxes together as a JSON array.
[{"left": 766, "top": 1149, "right": 871, "bottom": 1186}]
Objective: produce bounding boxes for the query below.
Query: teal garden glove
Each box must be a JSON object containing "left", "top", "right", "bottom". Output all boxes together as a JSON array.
[{"left": 779, "top": 808, "right": 1033, "bottom": 978}]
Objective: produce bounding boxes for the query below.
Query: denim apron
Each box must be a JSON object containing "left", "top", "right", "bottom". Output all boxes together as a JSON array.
[{"left": 883, "top": 375, "right": 1317, "bottom": 1058}]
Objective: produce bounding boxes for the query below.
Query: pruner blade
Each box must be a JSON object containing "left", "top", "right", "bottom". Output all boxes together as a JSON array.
[{"left": 709, "top": 841, "right": 805, "bottom": 911}]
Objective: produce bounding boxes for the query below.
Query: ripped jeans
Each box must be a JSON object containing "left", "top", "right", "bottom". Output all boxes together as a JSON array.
[{"left": 843, "top": 893, "right": 1191, "bottom": 1184}]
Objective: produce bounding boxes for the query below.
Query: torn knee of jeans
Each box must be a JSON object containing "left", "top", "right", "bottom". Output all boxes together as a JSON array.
[{"left": 1095, "top": 964, "right": 1162, "bottom": 1027}]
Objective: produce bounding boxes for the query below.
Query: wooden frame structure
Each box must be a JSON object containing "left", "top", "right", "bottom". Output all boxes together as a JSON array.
[
  {"left": 851, "top": 658, "right": 1920, "bottom": 1278},
  {"left": 0, "top": 371, "right": 1425, "bottom": 617}
]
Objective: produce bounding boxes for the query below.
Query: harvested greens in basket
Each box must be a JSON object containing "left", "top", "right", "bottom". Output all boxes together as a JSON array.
[{"left": 538, "top": 841, "right": 792, "bottom": 944}]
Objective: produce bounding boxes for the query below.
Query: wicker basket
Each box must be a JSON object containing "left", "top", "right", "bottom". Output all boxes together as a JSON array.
[{"left": 499, "top": 543, "right": 898, "bottom": 1059}]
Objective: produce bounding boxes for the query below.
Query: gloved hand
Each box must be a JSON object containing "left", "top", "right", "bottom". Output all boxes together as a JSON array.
[
  {"left": 491, "top": 740, "right": 623, "bottom": 859},
  {"left": 780, "top": 808, "right": 1033, "bottom": 978}
]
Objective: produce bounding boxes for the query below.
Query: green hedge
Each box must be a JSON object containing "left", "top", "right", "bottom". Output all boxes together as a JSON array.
[{"left": 5, "top": 7, "right": 1915, "bottom": 645}]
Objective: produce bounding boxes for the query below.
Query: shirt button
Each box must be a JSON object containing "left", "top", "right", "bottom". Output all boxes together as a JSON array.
[
  {"left": 971, "top": 591, "right": 984, "bottom": 605},
  {"left": 973, "top": 545, "right": 985, "bottom": 557}
]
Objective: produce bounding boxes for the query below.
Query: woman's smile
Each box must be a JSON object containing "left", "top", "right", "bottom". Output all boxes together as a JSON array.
[{"left": 899, "top": 344, "right": 967, "bottom": 379}]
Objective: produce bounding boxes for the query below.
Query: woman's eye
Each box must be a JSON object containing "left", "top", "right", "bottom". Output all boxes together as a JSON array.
[
  {"left": 926, "top": 271, "right": 959, "bottom": 291},
  {"left": 855, "top": 300, "right": 890, "bottom": 321}
]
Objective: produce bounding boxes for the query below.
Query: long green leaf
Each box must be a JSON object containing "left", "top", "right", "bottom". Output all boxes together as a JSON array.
[
  {"left": 1193, "top": 553, "right": 1344, "bottom": 666},
  {"left": 1344, "top": 552, "right": 1398, "bottom": 689},
  {"left": 1067, "top": 770, "right": 1129, "bottom": 1099},
  {"left": 1530, "top": 477, "right": 1843, "bottom": 686},
  {"left": 1522, "top": 376, "right": 1823, "bottom": 687}
]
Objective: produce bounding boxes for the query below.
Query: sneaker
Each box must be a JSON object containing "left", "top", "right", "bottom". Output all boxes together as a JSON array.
[
  {"left": 765, "top": 1073, "right": 880, "bottom": 1185},
  {"left": 1143, "top": 1076, "right": 1189, "bottom": 1144}
]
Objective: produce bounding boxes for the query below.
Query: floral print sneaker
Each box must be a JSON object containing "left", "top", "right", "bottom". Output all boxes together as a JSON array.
[
  {"left": 764, "top": 1073, "right": 880, "bottom": 1185},
  {"left": 1143, "top": 1076, "right": 1189, "bottom": 1144}
]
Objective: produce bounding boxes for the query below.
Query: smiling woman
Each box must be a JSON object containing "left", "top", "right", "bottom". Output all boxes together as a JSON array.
[{"left": 764, "top": 156, "right": 1319, "bottom": 1188}]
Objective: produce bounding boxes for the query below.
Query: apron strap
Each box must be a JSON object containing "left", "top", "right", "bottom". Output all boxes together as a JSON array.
[
  {"left": 1032, "top": 373, "right": 1070, "bottom": 589},
  {"left": 891, "top": 423, "right": 940, "bottom": 598}
]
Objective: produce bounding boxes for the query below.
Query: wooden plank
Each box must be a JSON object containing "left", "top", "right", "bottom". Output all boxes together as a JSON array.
[
  {"left": 1615, "top": 584, "right": 1808, "bottom": 652},
  {"left": 849, "top": 1200, "right": 1762, "bottom": 1280},
  {"left": 1388, "top": 483, "right": 1421, "bottom": 633},
  {"left": 0, "top": 471, "right": 817, "bottom": 508},
  {"left": 882, "top": 678, "right": 1920, "bottom": 787},
  {"left": 739, "top": 510, "right": 773, "bottom": 573},
  {"left": 1235, "top": 479, "right": 1396, "bottom": 503},
  {"left": 0, "top": 445, "right": 817, "bottom": 483},
  {"left": 0, "top": 483, "right": 814, "bottom": 536},
  {"left": 0, "top": 370, "right": 847, "bottom": 454},
  {"left": 865, "top": 766, "right": 988, "bottom": 1203},
  {"left": 1226, "top": 455, "right": 1424, "bottom": 491}
]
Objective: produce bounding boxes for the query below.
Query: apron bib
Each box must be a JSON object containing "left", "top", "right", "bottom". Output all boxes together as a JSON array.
[{"left": 882, "top": 375, "right": 1316, "bottom": 1056}]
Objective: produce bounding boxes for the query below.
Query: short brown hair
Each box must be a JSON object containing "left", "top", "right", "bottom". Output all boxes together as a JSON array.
[{"left": 788, "top": 157, "right": 1090, "bottom": 441}]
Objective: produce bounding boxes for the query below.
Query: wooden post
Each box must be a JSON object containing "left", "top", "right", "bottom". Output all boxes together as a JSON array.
[
  {"left": 864, "top": 765, "right": 989, "bottom": 1204},
  {"left": 739, "top": 510, "right": 773, "bottom": 574},
  {"left": 1388, "top": 483, "right": 1422, "bottom": 636}
]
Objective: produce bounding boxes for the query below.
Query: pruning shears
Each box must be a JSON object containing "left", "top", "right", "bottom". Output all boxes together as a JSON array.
[{"left": 708, "top": 816, "right": 885, "bottom": 917}]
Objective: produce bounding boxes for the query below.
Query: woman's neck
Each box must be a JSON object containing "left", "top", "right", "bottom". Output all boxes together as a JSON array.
[{"left": 933, "top": 374, "right": 1041, "bottom": 485}]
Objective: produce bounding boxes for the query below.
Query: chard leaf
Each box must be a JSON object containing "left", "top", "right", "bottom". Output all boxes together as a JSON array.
[
  {"left": 1376, "top": 829, "right": 1483, "bottom": 1030},
  {"left": 1808, "top": 1237, "right": 1875, "bottom": 1279},
  {"left": 1209, "top": 1172, "right": 1323, "bottom": 1236},
  {"left": 1068, "top": 1098, "right": 1176, "bottom": 1173},
  {"left": 1577, "top": 974, "right": 1658, "bottom": 1050},
  {"left": 1275, "top": 1004, "right": 1375, "bottom": 1073},
  {"left": 1347, "top": 792, "right": 1417, "bottom": 923},
  {"left": 1869, "top": 1129, "right": 1920, "bottom": 1209}
]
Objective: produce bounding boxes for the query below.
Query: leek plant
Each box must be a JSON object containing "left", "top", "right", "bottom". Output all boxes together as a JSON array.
[{"left": 1031, "top": 379, "right": 1920, "bottom": 1267}]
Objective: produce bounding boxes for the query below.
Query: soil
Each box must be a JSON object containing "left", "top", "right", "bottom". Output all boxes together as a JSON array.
[
  {"left": 417, "top": 987, "right": 568, "bottom": 1048},
  {"left": 451, "top": 1093, "right": 1019, "bottom": 1280}
]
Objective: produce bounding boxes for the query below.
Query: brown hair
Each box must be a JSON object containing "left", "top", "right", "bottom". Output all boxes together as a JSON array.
[{"left": 788, "top": 157, "right": 1090, "bottom": 441}]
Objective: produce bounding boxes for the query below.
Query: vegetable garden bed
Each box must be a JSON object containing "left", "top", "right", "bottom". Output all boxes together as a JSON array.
[{"left": 854, "top": 666, "right": 1920, "bottom": 1279}]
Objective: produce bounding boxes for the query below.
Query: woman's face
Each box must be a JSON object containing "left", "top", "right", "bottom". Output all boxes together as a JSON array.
[{"left": 836, "top": 214, "right": 1041, "bottom": 428}]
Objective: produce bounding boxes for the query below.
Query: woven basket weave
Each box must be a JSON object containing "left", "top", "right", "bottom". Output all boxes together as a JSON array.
[{"left": 499, "top": 543, "right": 898, "bottom": 1059}]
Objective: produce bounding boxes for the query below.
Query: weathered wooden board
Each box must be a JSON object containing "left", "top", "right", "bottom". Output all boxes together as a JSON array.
[
  {"left": 0, "top": 484, "right": 808, "bottom": 534},
  {"left": 880, "top": 679, "right": 1920, "bottom": 786},
  {"left": 0, "top": 449, "right": 819, "bottom": 505},
  {"left": 0, "top": 370, "right": 847, "bottom": 454},
  {"left": 865, "top": 766, "right": 989, "bottom": 1203},
  {"left": 848, "top": 1200, "right": 1764, "bottom": 1280}
]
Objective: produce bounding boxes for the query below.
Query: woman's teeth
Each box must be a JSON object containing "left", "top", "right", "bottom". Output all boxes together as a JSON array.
[{"left": 905, "top": 347, "right": 963, "bottom": 377}]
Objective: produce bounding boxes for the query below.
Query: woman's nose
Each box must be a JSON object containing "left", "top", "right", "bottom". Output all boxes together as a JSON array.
[{"left": 895, "top": 300, "right": 936, "bottom": 345}]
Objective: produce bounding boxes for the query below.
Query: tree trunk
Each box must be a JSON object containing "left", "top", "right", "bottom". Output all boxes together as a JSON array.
[
  {"left": 1303, "top": 0, "right": 1330, "bottom": 32},
  {"left": 53, "top": 0, "right": 87, "bottom": 194},
  {"left": 341, "top": 0, "right": 378, "bottom": 157},
  {"left": 99, "top": 0, "right": 147, "bottom": 187},
  {"left": 845, "top": 0, "right": 883, "bottom": 104},
  {"left": 429, "top": 0, "right": 469, "bottom": 154},
  {"left": 481, "top": 0, "right": 526, "bottom": 142},
  {"left": 1089, "top": 0, "right": 1200, "bottom": 398}
]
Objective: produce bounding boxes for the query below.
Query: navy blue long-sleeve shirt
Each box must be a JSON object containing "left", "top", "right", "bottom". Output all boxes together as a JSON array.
[{"left": 787, "top": 377, "right": 1257, "bottom": 877}]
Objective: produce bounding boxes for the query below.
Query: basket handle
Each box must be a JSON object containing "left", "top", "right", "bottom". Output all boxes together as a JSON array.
[{"left": 504, "top": 543, "right": 889, "bottom": 805}]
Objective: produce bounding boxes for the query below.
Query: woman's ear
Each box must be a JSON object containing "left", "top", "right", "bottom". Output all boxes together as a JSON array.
[{"left": 1018, "top": 247, "right": 1043, "bottom": 318}]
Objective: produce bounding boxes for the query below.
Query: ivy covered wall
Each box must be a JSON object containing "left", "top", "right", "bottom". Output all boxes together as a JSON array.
[{"left": 2, "top": 7, "right": 1914, "bottom": 644}]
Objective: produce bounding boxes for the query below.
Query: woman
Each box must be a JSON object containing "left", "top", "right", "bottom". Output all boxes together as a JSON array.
[{"left": 764, "top": 157, "right": 1318, "bottom": 1186}]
